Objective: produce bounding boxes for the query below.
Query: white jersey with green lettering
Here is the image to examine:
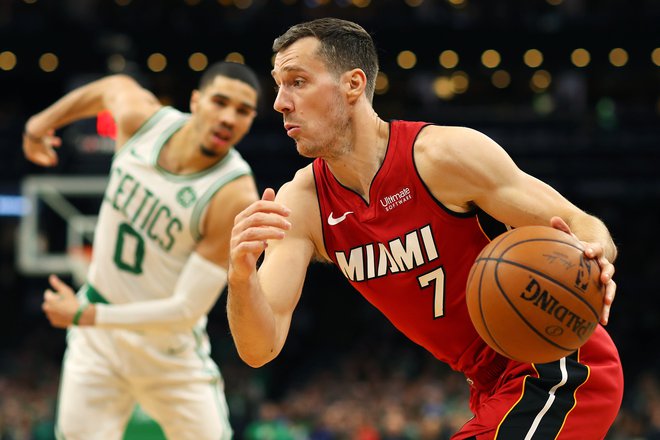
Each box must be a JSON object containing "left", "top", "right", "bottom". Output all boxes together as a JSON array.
[{"left": 87, "top": 106, "right": 251, "bottom": 309}]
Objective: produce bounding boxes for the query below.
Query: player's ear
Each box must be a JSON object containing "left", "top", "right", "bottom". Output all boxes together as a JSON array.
[
  {"left": 190, "top": 89, "right": 200, "bottom": 113},
  {"left": 344, "top": 68, "right": 367, "bottom": 104}
]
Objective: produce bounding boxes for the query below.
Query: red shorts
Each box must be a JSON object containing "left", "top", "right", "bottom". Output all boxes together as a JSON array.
[{"left": 454, "top": 326, "right": 623, "bottom": 440}]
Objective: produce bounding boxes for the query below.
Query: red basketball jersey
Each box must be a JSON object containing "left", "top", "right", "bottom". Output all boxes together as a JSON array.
[
  {"left": 313, "top": 121, "right": 624, "bottom": 438},
  {"left": 313, "top": 120, "right": 503, "bottom": 381}
]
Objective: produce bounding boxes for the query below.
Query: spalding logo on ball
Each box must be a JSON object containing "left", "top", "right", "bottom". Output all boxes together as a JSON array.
[{"left": 465, "top": 225, "right": 604, "bottom": 364}]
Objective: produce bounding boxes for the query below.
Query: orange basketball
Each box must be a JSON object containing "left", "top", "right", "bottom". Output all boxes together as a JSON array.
[{"left": 465, "top": 226, "right": 604, "bottom": 364}]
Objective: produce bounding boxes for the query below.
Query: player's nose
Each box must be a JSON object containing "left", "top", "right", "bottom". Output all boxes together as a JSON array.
[{"left": 273, "top": 88, "right": 292, "bottom": 114}]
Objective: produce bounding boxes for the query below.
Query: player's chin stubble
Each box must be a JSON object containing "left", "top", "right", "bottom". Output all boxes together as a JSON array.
[{"left": 199, "top": 144, "right": 220, "bottom": 157}]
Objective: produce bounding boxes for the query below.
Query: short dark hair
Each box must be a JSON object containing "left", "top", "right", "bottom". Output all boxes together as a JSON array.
[
  {"left": 273, "top": 18, "right": 379, "bottom": 102},
  {"left": 198, "top": 61, "right": 261, "bottom": 97}
]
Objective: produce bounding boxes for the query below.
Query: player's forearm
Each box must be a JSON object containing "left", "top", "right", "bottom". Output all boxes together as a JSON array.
[
  {"left": 25, "top": 75, "right": 129, "bottom": 136},
  {"left": 93, "top": 295, "right": 216, "bottom": 332},
  {"left": 227, "top": 273, "right": 282, "bottom": 368}
]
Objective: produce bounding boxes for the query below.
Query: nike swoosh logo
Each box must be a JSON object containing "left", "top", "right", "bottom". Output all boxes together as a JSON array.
[{"left": 327, "top": 211, "right": 354, "bottom": 226}]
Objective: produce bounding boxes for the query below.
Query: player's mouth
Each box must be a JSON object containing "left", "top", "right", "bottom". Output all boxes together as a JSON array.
[
  {"left": 284, "top": 123, "right": 300, "bottom": 137},
  {"left": 211, "top": 129, "right": 232, "bottom": 146}
]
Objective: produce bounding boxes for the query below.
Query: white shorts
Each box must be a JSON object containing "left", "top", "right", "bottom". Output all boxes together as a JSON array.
[{"left": 55, "top": 325, "right": 232, "bottom": 440}]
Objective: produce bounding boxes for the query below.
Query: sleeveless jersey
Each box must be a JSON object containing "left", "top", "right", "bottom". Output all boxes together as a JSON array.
[
  {"left": 88, "top": 106, "right": 252, "bottom": 306},
  {"left": 313, "top": 120, "right": 504, "bottom": 380}
]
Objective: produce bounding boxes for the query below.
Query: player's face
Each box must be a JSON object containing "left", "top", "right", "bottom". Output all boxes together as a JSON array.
[
  {"left": 272, "top": 37, "right": 351, "bottom": 159},
  {"left": 191, "top": 76, "right": 257, "bottom": 157}
]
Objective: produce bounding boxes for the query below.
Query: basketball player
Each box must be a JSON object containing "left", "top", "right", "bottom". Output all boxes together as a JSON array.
[
  {"left": 23, "top": 61, "right": 261, "bottom": 440},
  {"left": 228, "top": 18, "right": 623, "bottom": 439}
]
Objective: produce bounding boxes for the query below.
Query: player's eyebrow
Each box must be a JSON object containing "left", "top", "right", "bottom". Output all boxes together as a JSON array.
[{"left": 210, "top": 93, "right": 256, "bottom": 111}]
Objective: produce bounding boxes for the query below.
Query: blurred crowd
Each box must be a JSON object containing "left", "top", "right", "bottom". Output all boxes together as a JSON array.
[{"left": 1, "top": 332, "right": 659, "bottom": 440}]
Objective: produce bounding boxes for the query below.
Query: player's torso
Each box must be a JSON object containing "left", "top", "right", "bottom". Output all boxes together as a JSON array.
[
  {"left": 89, "top": 106, "right": 251, "bottom": 304},
  {"left": 314, "top": 120, "right": 502, "bottom": 370}
]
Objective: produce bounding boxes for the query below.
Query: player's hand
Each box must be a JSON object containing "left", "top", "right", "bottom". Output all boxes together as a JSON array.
[
  {"left": 42, "top": 274, "right": 80, "bottom": 328},
  {"left": 229, "top": 188, "right": 291, "bottom": 281},
  {"left": 550, "top": 216, "right": 616, "bottom": 326},
  {"left": 22, "top": 128, "right": 62, "bottom": 167}
]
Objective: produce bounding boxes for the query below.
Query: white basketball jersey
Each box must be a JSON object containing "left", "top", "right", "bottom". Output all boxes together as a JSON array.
[{"left": 87, "top": 106, "right": 251, "bottom": 305}]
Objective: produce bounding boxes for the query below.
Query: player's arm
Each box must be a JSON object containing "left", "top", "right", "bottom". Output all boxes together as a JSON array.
[
  {"left": 43, "top": 175, "right": 260, "bottom": 331},
  {"left": 417, "top": 125, "right": 617, "bottom": 322},
  {"left": 23, "top": 74, "right": 161, "bottom": 166},
  {"left": 227, "top": 168, "right": 318, "bottom": 367}
]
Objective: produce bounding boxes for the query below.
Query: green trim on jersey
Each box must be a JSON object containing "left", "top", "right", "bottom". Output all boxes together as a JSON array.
[
  {"left": 83, "top": 283, "right": 111, "bottom": 304},
  {"left": 189, "top": 162, "right": 252, "bottom": 241},
  {"left": 114, "top": 106, "right": 172, "bottom": 160}
]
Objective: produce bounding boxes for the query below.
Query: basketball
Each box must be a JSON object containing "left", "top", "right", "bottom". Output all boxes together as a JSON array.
[{"left": 465, "top": 226, "right": 604, "bottom": 364}]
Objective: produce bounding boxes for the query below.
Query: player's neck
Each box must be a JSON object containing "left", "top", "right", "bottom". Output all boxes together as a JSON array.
[
  {"left": 326, "top": 114, "right": 389, "bottom": 203},
  {"left": 159, "top": 125, "right": 226, "bottom": 175}
]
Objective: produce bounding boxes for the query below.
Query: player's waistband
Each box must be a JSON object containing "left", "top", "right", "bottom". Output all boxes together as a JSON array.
[{"left": 80, "top": 283, "right": 110, "bottom": 305}]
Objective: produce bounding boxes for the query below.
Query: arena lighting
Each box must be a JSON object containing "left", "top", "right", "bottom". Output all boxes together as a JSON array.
[
  {"left": 404, "top": 0, "right": 423, "bottom": 6},
  {"left": 439, "top": 50, "right": 459, "bottom": 69},
  {"left": 39, "top": 53, "right": 58, "bottom": 72},
  {"left": 397, "top": 51, "right": 417, "bottom": 69},
  {"left": 147, "top": 53, "right": 167, "bottom": 72},
  {"left": 0, "top": 195, "right": 28, "bottom": 217},
  {"left": 188, "top": 52, "right": 208, "bottom": 71},
  {"left": 234, "top": 0, "right": 252, "bottom": 9},
  {"left": 571, "top": 48, "right": 590, "bottom": 67},
  {"left": 524, "top": 49, "right": 543, "bottom": 68},
  {"left": 451, "top": 71, "right": 469, "bottom": 94},
  {"left": 448, "top": 0, "right": 467, "bottom": 8},
  {"left": 481, "top": 50, "right": 501, "bottom": 68},
  {"left": 225, "top": 52, "right": 245, "bottom": 64},
  {"left": 609, "top": 48, "right": 628, "bottom": 67},
  {"left": 0, "top": 51, "right": 17, "bottom": 71},
  {"left": 530, "top": 70, "right": 552, "bottom": 92},
  {"left": 433, "top": 76, "right": 454, "bottom": 100},
  {"left": 375, "top": 71, "right": 390, "bottom": 95},
  {"left": 352, "top": 0, "right": 370, "bottom": 7},
  {"left": 491, "top": 70, "right": 511, "bottom": 89},
  {"left": 653, "top": 48, "right": 660, "bottom": 66}
]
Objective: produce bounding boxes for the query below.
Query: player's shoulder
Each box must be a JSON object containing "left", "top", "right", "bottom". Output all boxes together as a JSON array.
[
  {"left": 277, "top": 164, "right": 315, "bottom": 200},
  {"left": 415, "top": 125, "right": 492, "bottom": 162},
  {"left": 212, "top": 173, "right": 259, "bottom": 209},
  {"left": 276, "top": 165, "right": 319, "bottom": 218}
]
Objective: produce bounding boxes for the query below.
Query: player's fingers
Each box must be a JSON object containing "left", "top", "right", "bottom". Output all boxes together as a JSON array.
[
  {"left": 49, "top": 136, "right": 63, "bottom": 148},
  {"left": 243, "top": 212, "right": 291, "bottom": 231},
  {"left": 598, "top": 256, "right": 615, "bottom": 283},
  {"left": 600, "top": 303, "right": 611, "bottom": 326},
  {"left": 261, "top": 188, "right": 276, "bottom": 202},
  {"left": 549, "top": 216, "right": 572, "bottom": 235},
  {"left": 44, "top": 288, "right": 61, "bottom": 301},
  {"left": 232, "top": 226, "right": 287, "bottom": 249},
  {"left": 49, "top": 274, "right": 73, "bottom": 295},
  {"left": 599, "top": 277, "right": 616, "bottom": 325}
]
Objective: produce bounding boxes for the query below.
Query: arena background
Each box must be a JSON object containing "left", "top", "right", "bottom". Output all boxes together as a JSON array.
[{"left": 0, "top": 0, "right": 658, "bottom": 438}]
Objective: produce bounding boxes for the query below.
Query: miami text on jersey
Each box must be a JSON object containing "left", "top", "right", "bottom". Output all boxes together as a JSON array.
[{"left": 335, "top": 224, "right": 438, "bottom": 281}]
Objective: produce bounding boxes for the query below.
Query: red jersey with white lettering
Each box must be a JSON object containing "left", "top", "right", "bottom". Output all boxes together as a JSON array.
[
  {"left": 312, "top": 120, "right": 623, "bottom": 439},
  {"left": 313, "top": 120, "right": 503, "bottom": 381}
]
